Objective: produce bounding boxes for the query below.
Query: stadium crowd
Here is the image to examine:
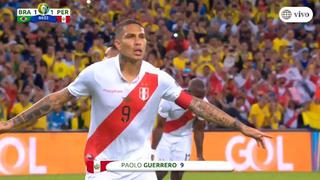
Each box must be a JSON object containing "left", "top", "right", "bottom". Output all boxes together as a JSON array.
[{"left": 0, "top": 0, "right": 320, "bottom": 131}]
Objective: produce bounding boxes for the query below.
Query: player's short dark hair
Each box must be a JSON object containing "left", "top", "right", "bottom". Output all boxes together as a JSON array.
[
  {"left": 115, "top": 19, "right": 144, "bottom": 38},
  {"left": 189, "top": 78, "right": 205, "bottom": 89}
]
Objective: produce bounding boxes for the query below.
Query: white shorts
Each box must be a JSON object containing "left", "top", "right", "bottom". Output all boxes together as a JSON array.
[{"left": 156, "top": 133, "right": 192, "bottom": 161}]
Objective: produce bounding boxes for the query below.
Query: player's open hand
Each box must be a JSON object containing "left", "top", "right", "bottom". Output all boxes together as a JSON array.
[
  {"left": 0, "top": 120, "right": 13, "bottom": 133},
  {"left": 240, "top": 126, "right": 271, "bottom": 148}
]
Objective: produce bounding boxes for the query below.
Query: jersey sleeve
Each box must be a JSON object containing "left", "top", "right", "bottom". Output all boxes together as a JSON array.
[
  {"left": 160, "top": 71, "right": 193, "bottom": 109},
  {"left": 67, "top": 66, "right": 92, "bottom": 98},
  {"left": 158, "top": 99, "right": 171, "bottom": 119},
  {"left": 160, "top": 71, "right": 182, "bottom": 101}
]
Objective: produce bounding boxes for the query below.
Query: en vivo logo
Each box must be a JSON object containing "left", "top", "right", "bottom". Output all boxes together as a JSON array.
[
  {"left": 279, "top": 7, "right": 313, "bottom": 23},
  {"left": 225, "top": 135, "right": 293, "bottom": 171}
]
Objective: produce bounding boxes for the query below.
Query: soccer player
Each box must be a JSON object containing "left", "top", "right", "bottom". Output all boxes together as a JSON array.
[
  {"left": 152, "top": 78, "right": 206, "bottom": 180},
  {"left": 0, "top": 19, "right": 270, "bottom": 180}
]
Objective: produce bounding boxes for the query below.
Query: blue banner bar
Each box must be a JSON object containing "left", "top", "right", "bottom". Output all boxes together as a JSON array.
[{"left": 30, "top": 15, "right": 57, "bottom": 23}]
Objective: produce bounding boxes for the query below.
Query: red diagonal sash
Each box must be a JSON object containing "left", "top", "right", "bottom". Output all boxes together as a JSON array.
[
  {"left": 163, "top": 110, "right": 194, "bottom": 133},
  {"left": 84, "top": 72, "right": 158, "bottom": 161},
  {"left": 286, "top": 112, "right": 298, "bottom": 128}
]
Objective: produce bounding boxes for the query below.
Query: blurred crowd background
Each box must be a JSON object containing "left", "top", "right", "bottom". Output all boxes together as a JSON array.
[{"left": 0, "top": 0, "right": 320, "bottom": 131}]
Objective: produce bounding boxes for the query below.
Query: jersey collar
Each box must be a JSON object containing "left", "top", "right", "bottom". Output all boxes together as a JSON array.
[{"left": 114, "top": 55, "right": 144, "bottom": 83}]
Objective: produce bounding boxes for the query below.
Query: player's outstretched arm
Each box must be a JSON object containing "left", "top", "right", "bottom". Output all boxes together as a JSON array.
[
  {"left": 0, "top": 88, "right": 76, "bottom": 133},
  {"left": 193, "top": 119, "right": 205, "bottom": 160},
  {"left": 189, "top": 97, "right": 271, "bottom": 148},
  {"left": 151, "top": 115, "right": 166, "bottom": 160}
]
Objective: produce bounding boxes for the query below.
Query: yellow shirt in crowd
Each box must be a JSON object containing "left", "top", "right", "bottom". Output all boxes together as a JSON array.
[
  {"left": 0, "top": 102, "right": 7, "bottom": 122},
  {"left": 11, "top": 102, "right": 47, "bottom": 130},
  {"left": 90, "top": 45, "right": 106, "bottom": 61},
  {"left": 302, "top": 102, "right": 320, "bottom": 129},
  {"left": 273, "top": 38, "right": 289, "bottom": 52},
  {"left": 42, "top": 54, "right": 55, "bottom": 67},
  {"left": 73, "top": 50, "right": 90, "bottom": 72},
  {"left": 71, "top": 98, "right": 91, "bottom": 129},
  {"left": 80, "top": 98, "right": 91, "bottom": 129},
  {"left": 173, "top": 56, "right": 189, "bottom": 71},
  {"left": 53, "top": 61, "right": 71, "bottom": 79},
  {"left": 265, "top": 104, "right": 283, "bottom": 129},
  {"left": 249, "top": 103, "right": 269, "bottom": 128}
]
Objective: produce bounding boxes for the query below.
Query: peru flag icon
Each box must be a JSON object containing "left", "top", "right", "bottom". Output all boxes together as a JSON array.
[{"left": 56, "top": 16, "right": 70, "bottom": 23}]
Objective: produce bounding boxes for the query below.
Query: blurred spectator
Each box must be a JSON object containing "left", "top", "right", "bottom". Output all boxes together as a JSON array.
[
  {"left": 47, "top": 106, "right": 72, "bottom": 130},
  {"left": 52, "top": 51, "right": 73, "bottom": 79},
  {"left": 273, "top": 29, "right": 289, "bottom": 52},
  {"left": 9, "top": 91, "right": 32, "bottom": 118},
  {"left": 265, "top": 97, "right": 283, "bottom": 129},
  {"left": 72, "top": 40, "right": 88, "bottom": 71},
  {"left": 42, "top": 45, "right": 55, "bottom": 68},
  {"left": 89, "top": 37, "right": 106, "bottom": 61},
  {"left": 172, "top": 51, "right": 189, "bottom": 71},
  {"left": 274, "top": 75, "right": 290, "bottom": 107},
  {"left": 302, "top": 96, "right": 320, "bottom": 130},
  {"left": 224, "top": 94, "right": 252, "bottom": 127},
  {"left": 283, "top": 100, "right": 300, "bottom": 129},
  {"left": 248, "top": 93, "right": 269, "bottom": 129},
  {"left": 223, "top": 49, "right": 238, "bottom": 72},
  {"left": 75, "top": 98, "right": 91, "bottom": 129},
  {"left": 0, "top": 87, "right": 10, "bottom": 121},
  {"left": 30, "top": 88, "right": 47, "bottom": 130},
  {"left": 166, "top": 31, "right": 189, "bottom": 54},
  {"left": 147, "top": 49, "right": 163, "bottom": 68},
  {"left": 292, "top": 70, "right": 315, "bottom": 104},
  {"left": 197, "top": 64, "right": 212, "bottom": 86}
]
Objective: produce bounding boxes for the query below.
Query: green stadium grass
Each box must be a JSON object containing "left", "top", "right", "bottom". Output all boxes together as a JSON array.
[{"left": 0, "top": 172, "right": 319, "bottom": 180}]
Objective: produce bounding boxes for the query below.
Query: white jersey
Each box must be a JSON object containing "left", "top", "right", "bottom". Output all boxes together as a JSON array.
[
  {"left": 158, "top": 98, "right": 206, "bottom": 136},
  {"left": 67, "top": 55, "right": 182, "bottom": 162}
]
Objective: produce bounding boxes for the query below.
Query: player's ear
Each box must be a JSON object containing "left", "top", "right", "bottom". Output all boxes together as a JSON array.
[{"left": 114, "top": 39, "right": 120, "bottom": 51}]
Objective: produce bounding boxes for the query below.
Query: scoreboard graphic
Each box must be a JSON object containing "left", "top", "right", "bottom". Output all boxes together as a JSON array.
[{"left": 17, "top": 3, "right": 71, "bottom": 23}]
